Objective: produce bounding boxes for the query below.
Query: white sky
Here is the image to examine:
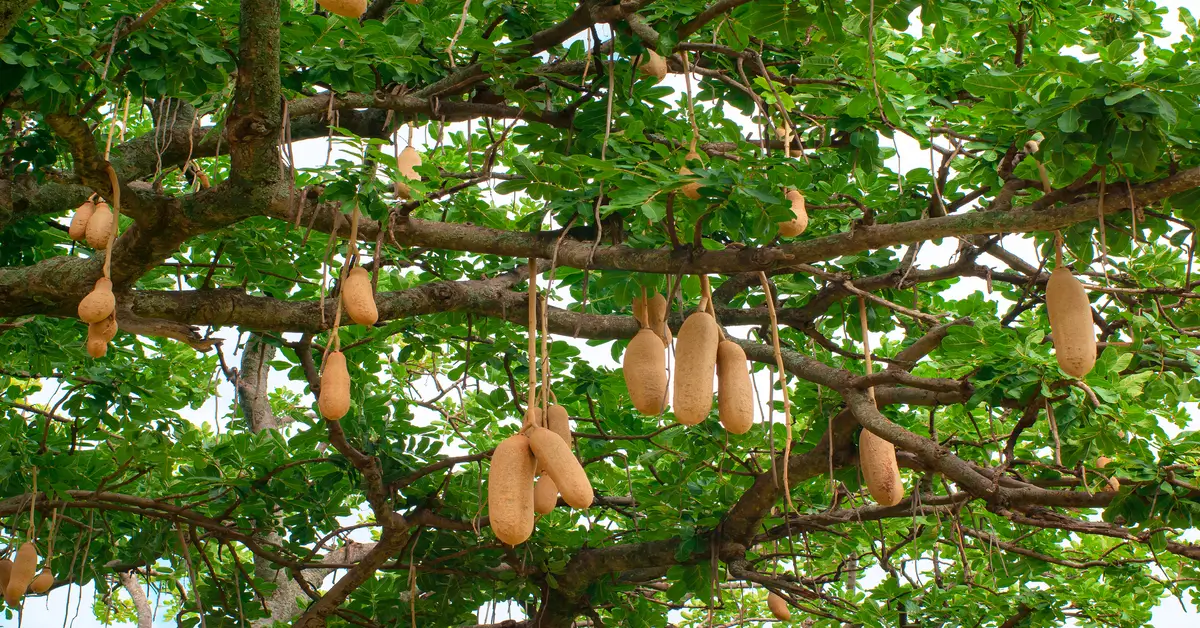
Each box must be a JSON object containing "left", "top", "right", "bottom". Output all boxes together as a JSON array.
[{"left": 14, "top": 1, "right": 1198, "bottom": 626}]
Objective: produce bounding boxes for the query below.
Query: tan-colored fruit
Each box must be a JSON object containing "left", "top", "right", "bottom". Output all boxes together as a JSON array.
[
  {"left": 778, "top": 189, "right": 808, "bottom": 237},
  {"left": 522, "top": 406, "right": 543, "bottom": 431},
  {"left": 632, "top": 295, "right": 649, "bottom": 327},
  {"left": 85, "top": 202, "right": 113, "bottom": 250},
  {"left": 68, "top": 200, "right": 96, "bottom": 241},
  {"left": 767, "top": 592, "right": 791, "bottom": 621},
  {"left": 534, "top": 474, "right": 558, "bottom": 515},
  {"left": 679, "top": 151, "right": 702, "bottom": 200},
  {"left": 488, "top": 434, "right": 536, "bottom": 545},
  {"left": 397, "top": 146, "right": 422, "bottom": 177},
  {"left": 527, "top": 426, "right": 593, "bottom": 509},
  {"left": 86, "top": 316, "right": 118, "bottom": 359},
  {"left": 648, "top": 292, "right": 671, "bottom": 346},
  {"left": 318, "top": 351, "right": 351, "bottom": 421},
  {"left": 623, "top": 328, "right": 668, "bottom": 415},
  {"left": 318, "top": 0, "right": 366, "bottom": 18},
  {"left": 546, "top": 404, "right": 572, "bottom": 448},
  {"left": 639, "top": 49, "right": 667, "bottom": 82},
  {"left": 716, "top": 341, "right": 753, "bottom": 434},
  {"left": 1025, "top": 139, "right": 1040, "bottom": 154},
  {"left": 342, "top": 267, "right": 378, "bottom": 327},
  {"left": 1097, "top": 455, "right": 1112, "bottom": 469},
  {"left": 1046, "top": 266, "right": 1096, "bottom": 378},
  {"left": 672, "top": 309, "right": 719, "bottom": 425},
  {"left": 29, "top": 568, "right": 52, "bottom": 594},
  {"left": 393, "top": 180, "right": 411, "bottom": 200},
  {"left": 860, "top": 429, "right": 904, "bottom": 506},
  {"left": 1104, "top": 476, "right": 1120, "bottom": 493},
  {"left": 78, "top": 278, "right": 115, "bottom": 324},
  {"left": 5, "top": 542, "right": 36, "bottom": 606},
  {"left": 0, "top": 559, "right": 11, "bottom": 593}
]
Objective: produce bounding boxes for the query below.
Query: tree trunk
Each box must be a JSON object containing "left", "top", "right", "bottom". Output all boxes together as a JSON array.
[{"left": 118, "top": 572, "right": 154, "bottom": 628}]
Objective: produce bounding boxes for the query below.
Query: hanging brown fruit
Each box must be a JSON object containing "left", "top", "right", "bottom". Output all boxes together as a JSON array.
[
  {"left": 78, "top": 278, "right": 115, "bottom": 324},
  {"left": 29, "top": 568, "right": 52, "bottom": 594},
  {"left": 85, "top": 202, "right": 113, "bottom": 250},
  {"left": 342, "top": 267, "right": 378, "bottom": 327},
  {"left": 623, "top": 328, "right": 668, "bottom": 415},
  {"left": 860, "top": 429, "right": 904, "bottom": 506},
  {"left": 534, "top": 474, "right": 558, "bottom": 515},
  {"left": 1046, "top": 266, "right": 1096, "bottom": 378},
  {"left": 397, "top": 147, "right": 422, "bottom": 178},
  {"left": 0, "top": 559, "right": 11, "bottom": 594},
  {"left": 86, "top": 315, "right": 118, "bottom": 359},
  {"left": 639, "top": 49, "right": 667, "bottom": 82},
  {"left": 716, "top": 340, "right": 753, "bottom": 434},
  {"left": 488, "top": 433, "right": 536, "bottom": 545},
  {"left": 318, "top": 351, "right": 351, "bottom": 421},
  {"left": 318, "top": 0, "right": 366, "bottom": 18},
  {"left": 647, "top": 292, "right": 672, "bottom": 346},
  {"left": 672, "top": 301, "right": 719, "bottom": 425},
  {"left": 778, "top": 189, "right": 808, "bottom": 237},
  {"left": 546, "top": 404, "right": 572, "bottom": 448},
  {"left": 527, "top": 426, "right": 593, "bottom": 509},
  {"left": 68, "top": 199, "right": 96, "bottom": 242},
  {"left": 4, "top": 542, "right": 37, "bottom": 606},
  {"left": 679, "top": 151, "right": 702, "bottom": 200},
  {"left": 767, "top": 592, "right": 791, "bottom": 621}
]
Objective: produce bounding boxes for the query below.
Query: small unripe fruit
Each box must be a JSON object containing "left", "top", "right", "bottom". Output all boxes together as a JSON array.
[
  {"left": 679, "top": 151, "right": 702, "bottom": 200},
  {"left": 29, "top": 568, "right": 53, "bottom": 594}
]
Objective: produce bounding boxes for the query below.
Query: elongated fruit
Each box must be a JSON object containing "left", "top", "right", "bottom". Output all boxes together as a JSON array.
[
  {"left": 767, "top": 592, "right": 791, "bottom": 621},
  {"left": 623, "top": 328, "right": 667, "bottom": 415},
  {"left": 648, "top": 292, "right": 671, "bottom": 346},
  {"left": 318, "top": 0, "right": 366, "bottom": 18},
  {"left": 318, "top": 351, "right": 350, "bottom": 421},
  {"left": 778, "top": 189, "right": 808, "bottom": 237},
  {"left": 1046, "top": 266, "right": 1096, "bottom": 378},
  {"left": 342, "top": 267, "right": 378, "bottom": 326},
  {"left": 5, "top": 542, "right": 36, "bottom": 605},
  {"left": 29, "top": 568, "right": 52, "bottom": 594},
  {"left": 672, "top": 309, "right": 719, "bottom": 425},
  {"left": 78, "top": 278, "right": 115, "bottom": 324},
  {"left": 716, "top": 341, "right": 753, "bottom": 434},
  {"left": 639, "top": 49, "right": 667, "bottom": 82},
  {"left": 679, "top": 151, "right": 702, "bottom": 200},
  {"left": 527, "top": 426, "right": 593, "bottom": 508},
  {"left": 522, "top": 406, "right": 543, "bottom": 431},
  {"left": 534, "top": 474, "right": 558, "bottom": 515},
  {"left": 397, "top": 146, "right": 422, "bottom": 180},
  {"left": 488, "top": 434, "right": 536, "bottom": 545},
  {"left": 86, "top": 316, "right": 118, "bottom": 358},
  {"left": 0, "top": 559, "right": 11, "bottom": 593},
  {"left": 632, "top": 295, "right": 649, "bottom": 327},
  {"left": 68, "top": 200, "right": 96, "bottom": 241},
  {"left": 860, "top": 429, "right": 904, "bottom": 506},
  {"left": 85, "top": 202, "right": 113, "bottom": 250},
  {"left": 546, "top": 404, "right": 572, "bottom": 448}
]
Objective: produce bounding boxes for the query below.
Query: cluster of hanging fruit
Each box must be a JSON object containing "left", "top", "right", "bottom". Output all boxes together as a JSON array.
[
  {"left": 319, "top": 206, "right": 379, "bottom": 422},
  {"left": 623, "top": 279, "right": 754, "bottom": 434},
  {"left": 70, "top": 174, "right": 122, "bottom": 358},
  {"left": 489, "top": 401, "right": 592, "bottom": 546},
  {"left": 487, "top": 260, "right": 594, "bottom": 546},
  {"left": 2, "top": 487, "right": 57, "bottom": 607}
]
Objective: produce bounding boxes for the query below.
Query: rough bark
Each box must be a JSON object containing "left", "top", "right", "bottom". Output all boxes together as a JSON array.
[{"left": 118, "top": 571, "right": 154, "bottom": 628}]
